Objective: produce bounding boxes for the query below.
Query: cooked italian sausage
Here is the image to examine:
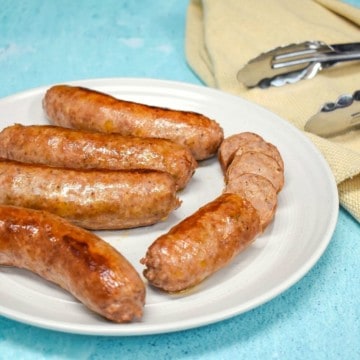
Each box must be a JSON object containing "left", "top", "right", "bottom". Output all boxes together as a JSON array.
[
  {"left": 226, "top": 151, "right": 284, "bottom": 193},
  {"left": 218, "top": 132, "right": 264, "bottom": 171},
  {"left": 141, "top": 193, "right": 261, "bottom": 292},
  {"left": 231, "top": 140, "right": 284, "bottom": 172},
  {"left": 43, "top": 85, "right": 224, "bottom": 160},
  {"left": 0, "top": 159, "right": 180, "bottom": 230},
  {"left": 224, "top": 173, "right": 277, "bottom": 230},
  {"left": 0, "top": 205, "right": 145, "bottom": 322},
  {"left": 0, "top": 124, "right": 197, "bottom": 190}
]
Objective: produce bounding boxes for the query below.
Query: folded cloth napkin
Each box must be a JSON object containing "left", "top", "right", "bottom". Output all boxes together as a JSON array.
[{"left": 185, "top": 0, "right": 360, "bottom": 221}]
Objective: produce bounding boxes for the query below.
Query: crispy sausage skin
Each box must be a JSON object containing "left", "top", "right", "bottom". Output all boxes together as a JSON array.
[
  {"left": 141, "top": 193, "right": 261, "bottom": 292},
  {"left": 0, "top": 159, "right": 180, "bottom": 230},
  {"left": 0, "top": 205, "right": 145, "bottom": 322},
  {"left": 0, "top": 124, "right": 197, "bottom": 190},
  {"left": 42, "top": 85, "right": 224, "bottom": 160}
]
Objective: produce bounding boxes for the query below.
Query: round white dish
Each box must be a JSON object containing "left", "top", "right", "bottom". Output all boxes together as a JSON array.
[{"left": 0, "top": 78, "right": 338, "bottom": 336}]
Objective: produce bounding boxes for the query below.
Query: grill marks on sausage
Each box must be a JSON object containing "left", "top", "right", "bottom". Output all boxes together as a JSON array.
[{"left": 0, "top": 205, "right": 146, "bottom": 322}]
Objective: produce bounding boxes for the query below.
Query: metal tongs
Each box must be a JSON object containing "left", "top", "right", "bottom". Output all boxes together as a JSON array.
[
  {"left": 305, "top": 90, "right": 360, "bottom": 137},
  {"left": 237, "top": 41, "right": 360, "bottom": 88}
]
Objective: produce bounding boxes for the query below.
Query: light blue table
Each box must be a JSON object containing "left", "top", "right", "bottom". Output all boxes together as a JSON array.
[{"left": 0, "top": 1, "right": 359, "bottom": 359}]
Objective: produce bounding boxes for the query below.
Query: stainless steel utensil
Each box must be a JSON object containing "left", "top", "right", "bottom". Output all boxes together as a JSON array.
[
  {"left": 305, "top": 90, "right": 360, "bottom": 137},
  {"left": 237, "top": 41, "right": 360, "bottom": 88}
]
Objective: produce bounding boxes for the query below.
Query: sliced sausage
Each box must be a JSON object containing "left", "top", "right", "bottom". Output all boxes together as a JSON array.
[
  {"left": 224, "top": 173, "right": 277, "bottom": 230},
  {"left": 232, "top": 140, "right": 284, "bottom": 172},
  {"left": 218, "top": 132, "right": 264, "bottom": 171},
  {"left": 226, "top": 151, "right": 284, "bottom": 193}
]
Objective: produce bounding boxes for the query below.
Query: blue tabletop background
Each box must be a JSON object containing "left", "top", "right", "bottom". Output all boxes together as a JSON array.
[{"left": 1, "top": 1, "right": 359, "bottom": 359}]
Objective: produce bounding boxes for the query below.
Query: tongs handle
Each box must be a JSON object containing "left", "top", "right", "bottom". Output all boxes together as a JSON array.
[
  {"left": 273, "top": 42, "right": 360, "bottom": 69},
  {"left": 273, "top": 51, "right": 360, "bottom": 69}
]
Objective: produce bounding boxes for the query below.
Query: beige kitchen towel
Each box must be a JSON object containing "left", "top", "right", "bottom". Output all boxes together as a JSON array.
[{"left": 185, "top": 0, "right": 360, "bottom": 221}]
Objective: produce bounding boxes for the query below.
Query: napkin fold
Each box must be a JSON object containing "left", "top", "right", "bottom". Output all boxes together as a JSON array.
[{"left": 185, "top": 0, "right": 360, "bottom": 221}]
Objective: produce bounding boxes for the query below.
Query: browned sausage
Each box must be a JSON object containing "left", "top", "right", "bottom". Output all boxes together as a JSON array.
[
  {"left": 0, "top": 159, "right": 180, "bottom": 230},
  {"left": 218, "top": 132, "right": 264, "bottom": 171},
  {"left": 224, "top": 173, "right": 277, "bottom": 231},
  {"left": 0, "top": 205, "right": 145, "bottom": 322},
  {"left": 226, "top": 151, "right": 284, "bottom": 193},
  {"left": 0, "top": 124, "right": 197, "bottom": 190},
  {"left": 43, "top": 85, "right": 224, "bottom": 161},
  {"left": 141, "top": 193, "right": 261, "bottom": 292}
]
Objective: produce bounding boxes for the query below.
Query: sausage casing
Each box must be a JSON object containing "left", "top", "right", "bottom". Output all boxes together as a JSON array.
[
  {"left": 0, "top": 124, "right": 197, "bottom": 190},
  {"left": 0, "top": 159, "right": 180, "bottom": 230},
  {"left": 42, "top": 85, "right": 224, "bottom": 160},
  {"left": 0, "top": 205, "right": 145, "bottom": 322},
  {"left": 141, "top": 193, "right": 261, "bottom": 292}
]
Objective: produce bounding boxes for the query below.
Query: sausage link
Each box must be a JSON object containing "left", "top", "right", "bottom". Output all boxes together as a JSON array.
[
  {"left": 0, "top": 205, "right": 145, "bottom": 322},
  {"left": 141, "top": 193, "right": 261, "bottom": 292},
  {"left": 0, "top": 124, "right": 197, "bottom": 190},
  {"left": 0, "top": 159, "right": 180, "bottom": 230},
  {"left": 43, "top": 85, "right": 224, "bottom": 160}
]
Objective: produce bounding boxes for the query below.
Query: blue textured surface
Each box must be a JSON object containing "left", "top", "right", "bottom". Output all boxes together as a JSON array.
[{"left": 0, "top": 1, "right": 360, "bottom": 359}]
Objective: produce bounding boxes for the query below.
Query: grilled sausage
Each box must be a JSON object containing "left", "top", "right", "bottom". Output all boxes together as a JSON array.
[
  {"left": 224, "top": 173, "right": 277, "bottom": 231},
  {"left": 0, "top": 205, "right": 145, "bottom": 322},
  {"left": 141, "top": 193, "right": 261, "bottom": 292},
  {"left": 0, "top": 124, "right": 197, "bottom": 190},
  {"left": 43, "top": 85, "right": 224, "bottom": 160},
  {"left": 0, "top": 159, "right": 180, "bottom": 230}
]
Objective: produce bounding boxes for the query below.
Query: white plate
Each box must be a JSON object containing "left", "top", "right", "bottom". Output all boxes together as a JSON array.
[{"left": 0, "top": 78, "right": 338, "bottom": 336}]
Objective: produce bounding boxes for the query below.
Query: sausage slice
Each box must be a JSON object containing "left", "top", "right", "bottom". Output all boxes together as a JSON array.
[
  {"left": 225, "top": 173, "right": 277, "bottom": 230},
  {"left": 218, "top": 132, "right": 264, "bottom": 171},
  {"left": 226, "top": 151, "right": 284, "bottom": 193}
]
